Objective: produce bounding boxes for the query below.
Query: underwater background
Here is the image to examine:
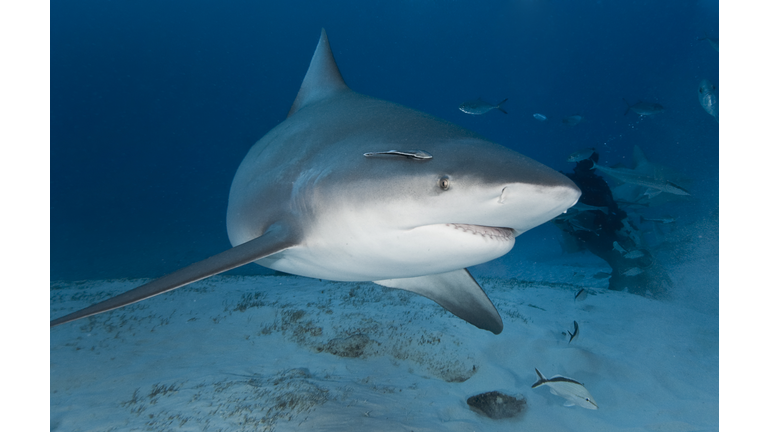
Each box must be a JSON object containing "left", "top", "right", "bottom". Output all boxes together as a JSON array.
[{"left": 46, "top": 0, "right": 724, "bottom": 430}]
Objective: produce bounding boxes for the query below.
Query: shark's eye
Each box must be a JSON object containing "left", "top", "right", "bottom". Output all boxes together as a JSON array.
[{"left": 438, "top": 176, "right": 451, "bottom": 191}]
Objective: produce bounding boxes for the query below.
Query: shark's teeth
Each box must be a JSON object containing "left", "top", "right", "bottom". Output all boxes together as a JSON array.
[{"left": 448, "top": 223, "right": 514, "bottom": 240}]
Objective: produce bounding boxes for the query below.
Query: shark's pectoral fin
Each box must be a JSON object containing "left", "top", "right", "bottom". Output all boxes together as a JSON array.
[
  {"left": 50, "top": 223, "right": 301, "bottom": 327},
  {"left": 374, "top": 269, "right": 503, "bottom": 334}
]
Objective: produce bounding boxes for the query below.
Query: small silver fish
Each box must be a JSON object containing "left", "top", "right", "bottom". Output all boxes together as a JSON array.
[
  {"left": 698, "top": 79, "right": 718, "bottom": 119},
  {"left": 562, "top": 115, "right": 583, "bottom": 126},
  {"left": 567, "top": 148, "right": 595, "bottom": 163},
  {"left": 533, "top": 113, "right": 547, "bottom": 121},
  {"left": 459, "top": 98, "right": 508, "bottom": 115},
  {"left": 623, "top": 250, "right": 645, "bottom": 259},
  {"left": 568, "top": 321, "right": 580, "bottom": 344},
  {"left": 622, "top": 267, "right": 644, "bottom": 277},
  {"left": 574, "top": 288, "right": 588, "bottom": 302},
  {"left": 623, "top": 99, "right": 664, "bottom": 116},
  {"left": 612, "top": 241, "right": 627, "bottom": 254},
  {"left": 532, "top": 368, "right": 598, "bottom": 409}
]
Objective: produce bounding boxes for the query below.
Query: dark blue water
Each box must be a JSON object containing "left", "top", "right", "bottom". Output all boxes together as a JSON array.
[{"left": 51, "top": 0, "right": 718, "bottom": 281}]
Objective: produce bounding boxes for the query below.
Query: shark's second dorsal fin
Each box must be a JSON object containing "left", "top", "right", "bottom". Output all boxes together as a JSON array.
[{"left": 288, "top": 28, "right": 350, "bottom": 117}]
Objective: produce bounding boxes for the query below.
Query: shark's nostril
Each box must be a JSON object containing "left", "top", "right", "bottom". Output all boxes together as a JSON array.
[{"left": 498, "top": 187, "right": 508, "bottom": 204}]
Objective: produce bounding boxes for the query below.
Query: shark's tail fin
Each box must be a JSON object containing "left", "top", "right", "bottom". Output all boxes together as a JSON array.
[
  {"left": 532, "top": 368, "right": 548, "bottom": 388},
  {"left": 623, "top": 98, "right": 631, "bottom": 116},
  {"left": 496, "top": 98, "right": 509, "bottom": 114}
]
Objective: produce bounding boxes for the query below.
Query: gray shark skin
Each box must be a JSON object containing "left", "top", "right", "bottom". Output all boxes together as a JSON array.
[{"left": 51, "top": 29, "right": 580, "bottom": 334}]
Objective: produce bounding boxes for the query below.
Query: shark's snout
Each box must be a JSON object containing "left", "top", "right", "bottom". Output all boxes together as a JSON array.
[{"left": 491, "top": 177, "right": 580, "bottom": 236}]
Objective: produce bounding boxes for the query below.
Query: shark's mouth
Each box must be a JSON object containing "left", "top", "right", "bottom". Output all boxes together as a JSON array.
[{"left": 447, "top": 223, "right": 516, "bottom": 240}]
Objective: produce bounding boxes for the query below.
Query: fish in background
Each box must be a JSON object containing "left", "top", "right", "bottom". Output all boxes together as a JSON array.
[
  {"left": 623, "top": 250, "right": 645, "bottom": 259},
  {"left": 640, "top": 216, "right": 677, "bottom": 224},
  {"left": 622, "top": 267, "right": 644, "bottom": 277},
  {"left": 562, "top": 115, "right": 583, "bottom": 126},
  {"left": 459, "top": 98, "right": 508, "bottom": 115},
  {"left": 698, "top": 79, "right": 718, "bottom": 120},
  {"left": 567, "top": 147, "right": 595, "bottom": 163},
  {"left": 698, "top": 33, "right": 719, "bottom": 52},
  {"left": 612, "top": 241, "right": 627, "bottom": 254},
  {"left": 531, "top": 368, "right": 598, "bottom": 409},
  {"left": 533, "top": 113, "right": 547, "bottom": 121},
  {"left": 569, "top": 202, "right": 609, "bottom": 214},
  {"left": 568, "top": 321, "right": 580, "bottom": 343},
  {"left": 574, "top": 289, "right": 588, "bottom": 302},
  {"left": 623, "top": 99, "right": 664, "bottom": 116}
]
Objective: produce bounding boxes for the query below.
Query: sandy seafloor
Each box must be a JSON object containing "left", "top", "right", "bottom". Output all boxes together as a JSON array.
[{"left": 50, "top": 220, "right": 718, "bottom": 432}]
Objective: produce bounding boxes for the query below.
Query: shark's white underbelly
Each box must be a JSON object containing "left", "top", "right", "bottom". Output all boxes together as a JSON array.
[{"left": 254, "top": 223, "right": 516, "bottom": 281}]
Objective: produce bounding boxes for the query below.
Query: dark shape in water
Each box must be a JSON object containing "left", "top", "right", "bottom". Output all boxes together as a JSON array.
[
  {"left": 562, "top": 115, "right": 583, "bottom": 126},
  {"left": 623, "top": 99, "right": 664, "bottom": 116},
  {"left": 553, "top": 150, "right": 672, "bottom": 295},
  {"left": 459, "top": 98, "right": 508, "bottom": 115},
  {"left": 698, "top": 32, "right": 719, "bottom": 52},
  {"left": 467, "top": 391, "right": 527, "bottom": 419}
]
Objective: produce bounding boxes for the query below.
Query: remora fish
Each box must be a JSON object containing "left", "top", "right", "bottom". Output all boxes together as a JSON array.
[
  {"left": 591, "top": 161, "right": 691, "bottom": 196},
  {"left": 567, "top": 147, "right": 595, "bottom": 163},
  {"left": 49, "top": 29, "right": 581, "bottom": 334},
  {"left": 531, "top": 368, "right": 598, "bottom": 409},
  {"left": 568, "top": 321, "right": 580, "bottom": 343},
  {"left": 459, "top": 98, "right": 508, "bottom": 115},
  {"left": 623, "top": 99, "right": 664, "bottom": 116},
  {"left": 698, "top": 79, "right": 718, "bottom": 120}
]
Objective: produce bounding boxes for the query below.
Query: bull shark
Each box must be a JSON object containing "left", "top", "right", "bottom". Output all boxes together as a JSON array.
[
  {"left": 608, "top": 145, "right": 692, "bottom": 206},
  {"left": 50, "top": 29, "right": 580, "bottom": 334},
  {"left": 591, "top": 147, "right": 690, "bottom": 197}
]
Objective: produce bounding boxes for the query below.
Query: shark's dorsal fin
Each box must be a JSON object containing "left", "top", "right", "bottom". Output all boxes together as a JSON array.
[{"left": 288, "top": 28, "right": 350, "bottom": 117}]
